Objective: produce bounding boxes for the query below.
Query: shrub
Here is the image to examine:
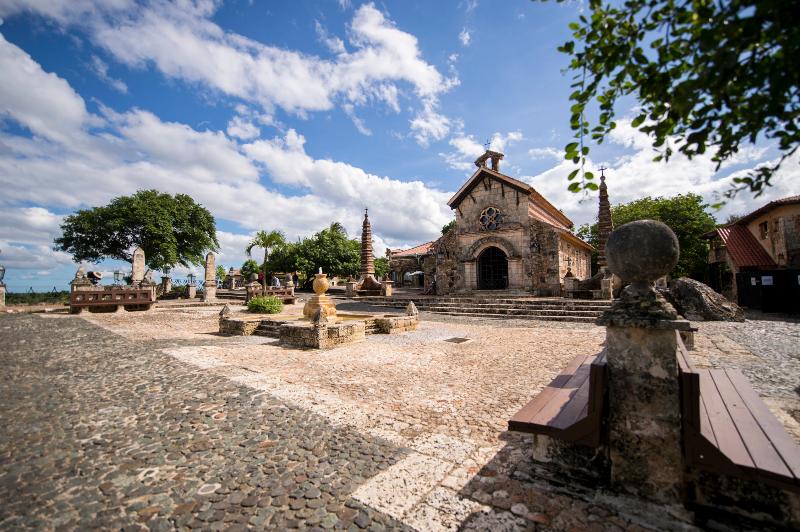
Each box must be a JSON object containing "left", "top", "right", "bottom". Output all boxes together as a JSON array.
[{"left": 247, "top": 295, "right": 283, "bottom": 314}]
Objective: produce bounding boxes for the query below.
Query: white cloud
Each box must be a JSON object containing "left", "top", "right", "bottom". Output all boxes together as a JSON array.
[
  {"left": 459, "top": 28, "right": 471, "bottom": 46},
  {"left": 2, "top": 2, "right": 456, "bottom": 142},
  {"left": 410, "top": 100, "right": 451, "bottom": 147},
  {"left": 0, "top": 35, "right": 452, "bottom": 272},
  {"left": 89, "top": 55, "right": 128, "bottom": 93},
  {"left": 523, "top": 119, "right": 800, "bottom": 228},
  {"left": 528, "top": 147, "right": 564, "bottom": 161},
  {"left": 226, "top": 115, "right": 261, "bottom": 140},
  {"left": 0, "top": 33, "right": 101, "bottom": 144},
  {"left": 342, "top": 103, "right": 372, "bottom": 136},
  {"left": 441, "top": 131, "right": 524, "bottom": 170},
  {"left": 315, "top": 20, "right": 346, "bottom": 55}
]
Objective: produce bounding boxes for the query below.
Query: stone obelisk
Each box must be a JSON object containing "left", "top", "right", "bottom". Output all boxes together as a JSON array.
[
  {"left": 358, "top": 209, "right": 382, "bottom": 293},
  {"left": 597, "top": 168, "right": 613, "bottom": 270},
  {"left": 360, "top": 209, "right": 375, "bottom": 277}
]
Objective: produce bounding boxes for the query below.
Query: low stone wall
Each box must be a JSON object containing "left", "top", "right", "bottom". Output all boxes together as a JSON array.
[
  {"left": 280, "top": 321, "right": 366, "bottom": 349},
  {"left": 374, "top": 314, "right": 419, "bottom": 334},
  {"left": 219, "top": 317, "right": 260, "bottom": 336}
]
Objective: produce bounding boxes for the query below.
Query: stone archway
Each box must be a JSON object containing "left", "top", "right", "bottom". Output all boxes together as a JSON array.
[{"left": 478, "top": 246, "right": 508, "bottom": 290}]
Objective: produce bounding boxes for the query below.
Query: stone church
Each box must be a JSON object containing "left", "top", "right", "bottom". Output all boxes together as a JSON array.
[{"left": 388, "top": 150, "right": 593, "bottom": 295}]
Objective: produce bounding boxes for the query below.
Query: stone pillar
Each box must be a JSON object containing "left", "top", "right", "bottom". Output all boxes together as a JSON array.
[
  {"left": 131, "top": 247, "right": 145, "bottom": 286},
  {"left": 0, "top": 283, "right": 5, "bottom": 309},
  {"left": 381, "top": 280, "right": 393, "bottom": 297},
  {"left": 160, "top": 276, "right": 172, "bottom": 295},
  {"left": 203, "top": 252, "right": 216, "bottom": 302},
  {"left": 346, "top": 281, "right": 358, "bottom": 297},
  {"left": 597, "top": 220, "right": 690, "bottom": 507},
  {"left": 187, "top": 284, "right": 197, "bottom": 299}
]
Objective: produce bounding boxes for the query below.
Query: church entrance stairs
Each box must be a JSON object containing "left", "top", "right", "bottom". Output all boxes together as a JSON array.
[{"left": 358, "top": 296, "right": 611, "bottom": 323}]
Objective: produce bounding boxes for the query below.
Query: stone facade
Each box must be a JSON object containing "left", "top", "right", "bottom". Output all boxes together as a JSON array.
[{"left": 390, "top": 150, "right": 593, "bottom": 295}]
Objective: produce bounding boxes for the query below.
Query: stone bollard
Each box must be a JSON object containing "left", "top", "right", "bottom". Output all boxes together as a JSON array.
[
  {"left": 597, "top": 220, "right": 692, "bottom": 508},
  {"left": 0, "top": 283, "right": 5, "bottom": 309},
  {"left": 245, "top": 281, "right": 261, "bottom": 303},
  {"left": 346, "top": 281, "right": 358, "bottom": 297},
  {"left": 187, "top": 284, "right": 197, "bottom": 299},
  {"left": 381, "top": 280, "right": 393, "bottom": 297}
]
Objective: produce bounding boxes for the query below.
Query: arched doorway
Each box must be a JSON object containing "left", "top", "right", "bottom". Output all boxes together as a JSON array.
[{"left": 478, "top": 246, "right": 508, "bottom": 290}]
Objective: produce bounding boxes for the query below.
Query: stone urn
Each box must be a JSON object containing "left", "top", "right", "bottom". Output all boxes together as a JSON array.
[
  {"left": 303, "top": 272, "right": 337, "bottom": 319},
  {"left": 312, "top": 273, "right": 330, "bottom": 295}
]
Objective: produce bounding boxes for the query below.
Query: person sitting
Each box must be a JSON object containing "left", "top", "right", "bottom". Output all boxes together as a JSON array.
[{"left": 271, "top": 275, "right": 281, "bottom": 288}]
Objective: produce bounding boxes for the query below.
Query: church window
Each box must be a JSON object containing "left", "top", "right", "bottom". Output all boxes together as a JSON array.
[{"left": 479, "top": 207, "right": 504, "bottom": 230}]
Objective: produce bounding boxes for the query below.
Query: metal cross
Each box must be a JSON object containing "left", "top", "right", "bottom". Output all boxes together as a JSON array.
[
  {"left": 484, "top": 138, "right": 491, "bottom": 150},
  {"left": 566, "top": 256, "right": 573, "bottom": 268},
  {"left": 599, "top": 166, "right": 607, "bottom": 178}
]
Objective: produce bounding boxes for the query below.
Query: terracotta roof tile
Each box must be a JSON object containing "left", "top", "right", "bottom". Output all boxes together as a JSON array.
[
  {"left": 391, "top": 241, "right": 435, "bottom": 257},
  {"left": 716, "top": 225, "right": 776, "bottom": 268}
]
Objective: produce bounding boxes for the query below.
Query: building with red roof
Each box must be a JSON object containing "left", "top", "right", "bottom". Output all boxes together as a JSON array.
[
  {"left": 388, "top": 150, "right": 594, "bottom": 295},
  {"left": 705, "top": 195, "right": 800, "bottom": 307}
]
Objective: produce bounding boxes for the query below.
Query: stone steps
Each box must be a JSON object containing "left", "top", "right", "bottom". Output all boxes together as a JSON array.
[
  {"left": 252, "top": 320, "right": 286, "bottom": 338},
  {"left": 360, "top": 297, "right": 610, "bottom": 323}
]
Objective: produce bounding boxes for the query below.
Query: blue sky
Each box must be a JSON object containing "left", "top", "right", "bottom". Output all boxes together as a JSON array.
[{"left": 0, "top": 0, "right": 797, "bottom": 292}]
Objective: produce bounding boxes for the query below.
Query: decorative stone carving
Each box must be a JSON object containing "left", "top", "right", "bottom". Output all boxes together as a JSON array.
[
  {"left": 131, "top": 247, "right": 145, "bottom": 285},
  {"left": 669, "top": 277, "right": 745, "bottom": 322},
  {"left": 219, "top": 303, "right": 231, "bottom": 318},
  {"left": 406, "top": 301, "right": 418, "bottom": 316}
]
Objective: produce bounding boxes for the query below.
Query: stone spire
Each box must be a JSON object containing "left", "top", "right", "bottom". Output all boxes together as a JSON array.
[
  {"left": 597, "top": 167, "right": 613, "bottom": 270},
  {"left": 360, "top": 209, "right": 375, "bottom": 276}
]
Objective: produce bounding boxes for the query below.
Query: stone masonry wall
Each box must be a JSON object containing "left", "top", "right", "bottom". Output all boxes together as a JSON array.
[{"left": 219, "top": 317, "right": 260, "bottom": 336}]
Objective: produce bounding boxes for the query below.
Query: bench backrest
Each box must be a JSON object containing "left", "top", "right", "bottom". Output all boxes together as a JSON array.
[{"left": 676, "top": 332, "right": 700, "bottom": 431}]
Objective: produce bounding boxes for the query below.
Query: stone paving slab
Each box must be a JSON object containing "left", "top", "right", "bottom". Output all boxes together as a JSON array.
[{"left": 0, "top": 314, "right": 412, "bottom": 531}]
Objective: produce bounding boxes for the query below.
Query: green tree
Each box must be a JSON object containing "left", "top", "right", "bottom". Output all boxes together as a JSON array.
[
  {"left": 240, "top": 259, "right": 260, "bottom": 281},
  {"left": 245, "top": 230, "right": 286, "bottom": 288},
  {"left": 552, "top": 0, "right": 798, "bottom": 199},
  {"left": 267, "top": 222, "right": 360, "bottom": 286},
  {"left": 54, "top": 190, "right": 218, "bottom": 271},
  {"left": 215, "top": 265, "right": 226, "bottom": 282},
  {"left": 578, "top": 194, "right": 716, "bottom": 279},
  {"left": 441, "top": 219, "right": 456, "bottom": 235},
  {"left": 374, "top": 256, "right": 389, "bottom": 279}
]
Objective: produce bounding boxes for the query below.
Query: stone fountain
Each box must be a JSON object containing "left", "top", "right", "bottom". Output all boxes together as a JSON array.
[{"left": 303, "top": 271, "right": 338, "bottom": 319}]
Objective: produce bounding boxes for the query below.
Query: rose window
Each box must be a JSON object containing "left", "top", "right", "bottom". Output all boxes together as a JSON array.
[{"left": 479, "top": 207, "right": 503, "bottom": 230}]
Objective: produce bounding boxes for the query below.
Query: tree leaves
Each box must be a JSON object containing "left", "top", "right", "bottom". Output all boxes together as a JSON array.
[
  {"left": 54, "top": 190, "right": 218, "bottom": 271},
  {"left": 553, "top": 0, "right": 799, "bottom": 197}
]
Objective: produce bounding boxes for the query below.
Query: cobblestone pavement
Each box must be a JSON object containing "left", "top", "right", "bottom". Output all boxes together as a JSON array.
[
  {"left": 4, "top": 304, "right": 799, "bottom": 530},
  {"left": 0, "top": 314, "right": 411, "bottom": 531}
]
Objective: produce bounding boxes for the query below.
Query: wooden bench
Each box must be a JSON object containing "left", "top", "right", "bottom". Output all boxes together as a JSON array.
[
  {"left": 508, "top": 349, "right": 607, "bottom": 447},
  {"left": 677, "top": 334, "right": 800, "bottom": 492}
]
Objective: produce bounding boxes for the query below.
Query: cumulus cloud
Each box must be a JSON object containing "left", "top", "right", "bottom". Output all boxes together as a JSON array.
[
  {"left": 226, "top": 115, "right": 261, "bottom": 140},
  {"left": 528, "top": 147, "right": 564, "bottom": 161},
  {"left": 523, "top": 119, "right": 800, "bottom": 227},
  {"left": 1, "top": 1, "right": 456, "bottom": 144},
  {"left": 0, "top": 35, "right": 452, "bottom": 276},
  {"left": 410, "top": 100, "right": 451, "bottom": 147}
]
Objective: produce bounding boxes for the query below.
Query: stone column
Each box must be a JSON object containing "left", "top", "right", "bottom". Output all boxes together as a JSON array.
[
  {"left": 131, "top": 247, "right": 145, "bottom": 286},
  {"left": 597, "top": 173, "right": 613, "bottom": 270},
  {"left": 203, "top": 252, "right": 216, "bottom": 302},
  {"left": 0, "top": 283, "right": 5, "bottom": 309},
  {"left": 187, "top": 284, "right": 197, "bottom": 299},
  {"left": 597, "top": 220, "right": 690, "bottom": 507}
]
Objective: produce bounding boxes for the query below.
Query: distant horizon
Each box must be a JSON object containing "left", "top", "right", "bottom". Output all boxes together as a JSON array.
[{"left": 1, "top": 1, "right": 797, "bottom": 293}]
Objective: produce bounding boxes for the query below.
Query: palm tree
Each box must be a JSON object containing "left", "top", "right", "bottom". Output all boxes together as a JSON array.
[{"left": 245, "top": 230, "right": 286, "bottom": 289}]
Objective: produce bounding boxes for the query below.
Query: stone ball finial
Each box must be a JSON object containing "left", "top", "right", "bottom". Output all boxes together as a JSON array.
[{"left": 606, "top": 220, "right": 679, "bottom": 285}]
